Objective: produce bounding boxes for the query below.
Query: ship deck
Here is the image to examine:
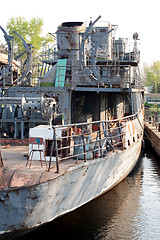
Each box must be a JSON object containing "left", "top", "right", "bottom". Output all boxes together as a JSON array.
[
  {"left": 0, "top": 108, "right": 144, "bottom": 191},
  {"left": 0, "top": 144, "right": 88, "bottom": 190}
]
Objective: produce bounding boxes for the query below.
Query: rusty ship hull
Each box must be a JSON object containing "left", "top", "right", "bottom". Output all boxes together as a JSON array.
[{"left": 0, "top": 135, "right": 142, "bottom": 239}]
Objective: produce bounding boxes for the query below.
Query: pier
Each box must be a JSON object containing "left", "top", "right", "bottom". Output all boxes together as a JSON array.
[{"left": 145, "top": 107, "right": 160, "bottom": 156}]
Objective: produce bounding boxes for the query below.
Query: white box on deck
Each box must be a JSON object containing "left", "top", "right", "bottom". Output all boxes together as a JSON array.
[{"left": 29, "top": 125, "right": 54, "bottom": 161}]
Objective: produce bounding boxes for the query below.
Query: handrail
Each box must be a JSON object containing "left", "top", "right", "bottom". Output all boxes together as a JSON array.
[
  {"left": 3, "top": 62, "right": 142, "bottom": 89},
  {"left": 145, "top": 108, "right": 160, "bottom": 127},
  {"left": 48, "top": 108, "right": 143, "bottom": 172},
  {"left": 53, "top": 108, "right": 142, "bottom": 129}
]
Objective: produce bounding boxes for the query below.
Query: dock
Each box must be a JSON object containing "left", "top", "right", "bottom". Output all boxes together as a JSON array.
[{"left": 144, "top": 121, "right": 160, "bottom": 156}]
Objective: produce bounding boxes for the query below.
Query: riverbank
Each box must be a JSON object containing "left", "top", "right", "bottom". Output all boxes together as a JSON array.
[{"left": 144, "top": 121, "right": 160, "bottom": 156}]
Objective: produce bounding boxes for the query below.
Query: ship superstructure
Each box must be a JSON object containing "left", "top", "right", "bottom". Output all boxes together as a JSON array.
[{"left": 0, "top": 16, "right": 143, "bottom": 137}]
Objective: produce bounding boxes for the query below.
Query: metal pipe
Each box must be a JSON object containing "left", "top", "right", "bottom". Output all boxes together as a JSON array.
[
  {"left": 48, "top": 139, "right": 54, "bottom": 172},
  {"left": 55, "top": 134, "right": 59, "bottom": 173}
]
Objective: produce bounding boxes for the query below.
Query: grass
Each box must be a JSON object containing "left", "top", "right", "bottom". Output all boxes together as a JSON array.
[{"left": 145, "top": 103, "right": 160, "bottom": 115}]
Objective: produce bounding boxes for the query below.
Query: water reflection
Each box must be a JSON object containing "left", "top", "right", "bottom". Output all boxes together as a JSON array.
[
  {"left": 18, "top": 144, "right": 160, "bottom": 240},
  {"left": 138, "top": 147, "right": 160, "bottom": 240}
]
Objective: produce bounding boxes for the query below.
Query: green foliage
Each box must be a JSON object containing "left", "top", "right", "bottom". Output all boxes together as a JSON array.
[
  {"left": 145, "top": 103, "right": 160, "bottom": 114},
  {"left": 144, "top": 61, "right": 160, "bottom": 93},
  {"left": 0, "top": 41, "right": 8, "bottom": 54},
  {"left": 6, "top": 17, "right": 54, "bottom": 60}
]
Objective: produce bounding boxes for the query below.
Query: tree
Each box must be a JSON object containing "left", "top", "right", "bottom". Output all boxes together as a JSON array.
[
  {"left": 6, "top": 17, "right": 54, "bottom": 60},
  {"left": 157, "top": 83, "right": 160, "bottom": 93},
  {"left": 0, "top": 41, "right": 8, "bottom": 54},
  {"left": 144, "top": 61, "right": 160, "bottom": 93}
]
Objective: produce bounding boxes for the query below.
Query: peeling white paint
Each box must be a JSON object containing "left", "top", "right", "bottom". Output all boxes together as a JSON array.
[{"left": 0, "top": 136, "right": 142, "bottom": 239}]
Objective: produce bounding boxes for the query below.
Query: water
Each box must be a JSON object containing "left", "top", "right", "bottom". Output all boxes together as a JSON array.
[{"left": 17, "top": 143, "right": 160, "bottom": 240}]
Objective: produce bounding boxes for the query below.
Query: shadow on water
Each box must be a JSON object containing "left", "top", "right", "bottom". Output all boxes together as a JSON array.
[{"left": 17, "top": 143, "right": 160, "bottom": 240}]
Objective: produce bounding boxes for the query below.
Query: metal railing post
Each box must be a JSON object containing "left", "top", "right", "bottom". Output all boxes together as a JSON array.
[
  {"left": 55, "top": 134, "right": 59, "bottom": 173},
  {"left": 48, "top": 139, "right": 54, "bottom": 172},
  {"left": 99, "top": 124, "right": 103, "bottom": 157},
  {"left": 82, "top": 133, "right": 87, "bottom": 162}
]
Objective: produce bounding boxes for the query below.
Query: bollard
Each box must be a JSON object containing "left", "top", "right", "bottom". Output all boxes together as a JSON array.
[{"left": 158, "top": 123, "right": 160, "bottom": 132}]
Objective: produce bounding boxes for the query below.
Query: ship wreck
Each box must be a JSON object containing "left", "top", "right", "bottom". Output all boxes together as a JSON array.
[{"left": 0, "top": 16, "right": 144, "bottom": 239}]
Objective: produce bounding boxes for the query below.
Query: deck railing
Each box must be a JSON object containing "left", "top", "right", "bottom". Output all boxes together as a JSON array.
[
  {"left": 4, "top": 63, "right": 142, "bottom": 89},
  {"left": 39, "top": 63, "right": 142, "bottom": 89},
  {"left": 48, "top": 109, "right": 143, "bottom": 172},
  {"left": 145, "top": 107, "right": 160, "bottom": 129}
]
